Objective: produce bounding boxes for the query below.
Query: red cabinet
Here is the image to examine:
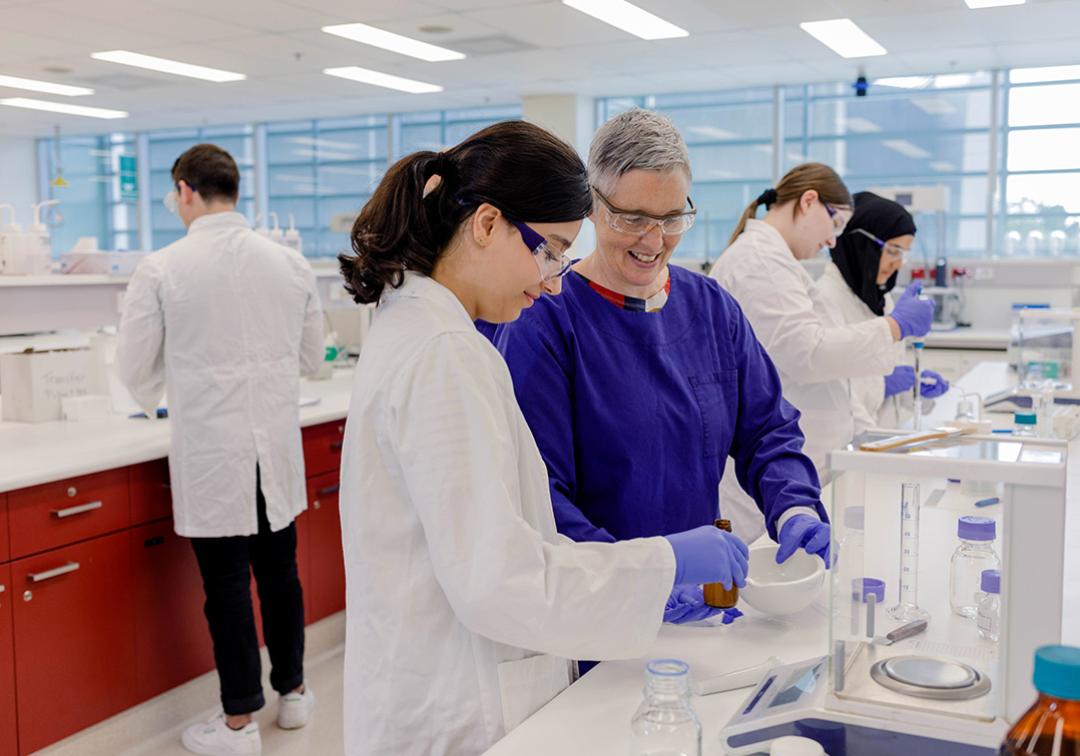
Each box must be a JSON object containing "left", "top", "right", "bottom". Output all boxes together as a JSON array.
[
  {"left": 131, "top": 521, "right": 214, "bottom": 701},
  {"left": 0, "top": 493, "right": 9, "bottom": 564},
  {"left": 302, "top": 421, "right": 345, "bottom": 478},
  {"left": 306, "top": 473, "right": 345, "bottom": 622},
  {"left": 11, "top": 530, "right": 136, "bottom": 754},
  {"left": 8, "top": 469, "right": 130, "bottom": 559},
  {"left": 0, "top": 564, "right": 17, "bottom": 756},
  {"left": 129, "top": 460, "right": 172, "bottom": 526}
]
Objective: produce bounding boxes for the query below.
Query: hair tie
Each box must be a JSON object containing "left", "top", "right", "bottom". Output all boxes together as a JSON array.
[{"left": 756, "top": 188, "right": 778, "bottom": 208}]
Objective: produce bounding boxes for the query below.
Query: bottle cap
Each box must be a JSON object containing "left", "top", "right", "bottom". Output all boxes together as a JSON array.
[
  {"left": 1033, "top": 645, "right": 1080, "bottom": 701},
  {"left": 1014, "top": 411, "right": 1037, "bottom": 425},
  {"left": 958, "top": 515, "right": 996, "bottom": 541},
  {"left": 843, "top": 506, "right": 865, "bottom": 531},
  {"left": 980, "top": 569, "right": 1000, "bottom": 594},
  {"left": 852, "top": 577, "right": 885, "bottom": 603}
]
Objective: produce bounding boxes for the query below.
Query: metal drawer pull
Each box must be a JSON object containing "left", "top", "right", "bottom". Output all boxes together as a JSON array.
[
  {"left": 317, "top": 484, "right": 339, "bottom": 496},
  {"left": 52, "top": 500, "right": 103, "bottom": 519},
  {"left": 29, "top": 562, "right": 81, "bottom": 582},
  {"left": 330, "top": 441, "right": 343, "bottom": 451}
]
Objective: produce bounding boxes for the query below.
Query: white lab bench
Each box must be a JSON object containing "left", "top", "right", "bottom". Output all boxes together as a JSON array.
[
  {"left": 482, "top": 359, "right": 1080, "bottom": 756},
  {"left": 0, "top": 367, "right": 354, "bottom": 494}
]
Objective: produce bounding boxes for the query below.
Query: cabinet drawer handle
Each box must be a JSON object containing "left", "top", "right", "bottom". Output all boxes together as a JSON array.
[
  {"left": 330, "top": 441, "right": 343, "bottom": 451},
  {"left": 317, "top": 484, "right": 339, "bottom": 496},
  {"left": 0, "top": 584, "right": 5, "bottom": 594},
  {"left": 28, "top": 562, "right": 81, "bottom": 583},
  {"left": 52, "top": 500, "right": 103, "bottom": 519},
  {"left": 144, "top": 536, "right": 166, "bottom": 548}
]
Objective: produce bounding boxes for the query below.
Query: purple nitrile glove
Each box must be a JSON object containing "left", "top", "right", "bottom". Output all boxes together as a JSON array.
[
  {"left": 884, "top": 365, "right": 916, "bottom": 398},
  {"left": 664, "top": 525, "right": 749, "bottom": 589},
  {"left": 776, "top": 515, "right": 831, "bottom": 568},
  {"left": 890, "top": 282, "right": 935, "bottom": 339},
  {"left": 919, "top": 369, "right": 950, "bottom": 399},
  {"left": 664, "top": 586, "right": 722, "bottom": 624}
]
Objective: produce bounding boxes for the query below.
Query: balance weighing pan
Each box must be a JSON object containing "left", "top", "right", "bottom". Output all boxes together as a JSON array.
[{"left": 869, "top": 655, "right": 992, "bottom": 701}]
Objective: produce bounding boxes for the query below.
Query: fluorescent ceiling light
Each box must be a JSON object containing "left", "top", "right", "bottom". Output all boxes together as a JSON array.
[
  {"left": 322, "top": 22, "right": 464, "bottom": 62},
  {"left": 874, "top": 75, "right": 931, "bottom": 89},
  {"left": 930, "top": 161, "right": 957, "bottom": 172},
  {"left": 965, "top": 0, "right": 1024, "bottom": 8},
  {"left": 323, "top": 66, "right": 442, "bottom": 94},
  {"left": 911, "top": 97, "right": 957, "bottom": 115},
  {"left": 844, "top": 116, "right": 881, "bottom": 133},
  {"left": 883, "top": 139, "right": 931, "bottom": 159},
  {"left": 91, "top": 50, "right": 245, "bottom": 82},
  {"left": 0, "top": 74, "right": 92, "bottom": 97},
  {"left": 1011, "top": 64, "right": 1080, "bottom": 84},
  {"left": 289, "top": 135, "right": 360, "bottom": 151},
  {"left": 687, "top": 125, "right": 738, "bottom": 140},
  {"left": 0, "top": 97, "right": 128, "bottom": 119},
  {"left": 800, "top": 19, "right": 886, "bottom": 58},
  {"left": 562, "top": 0, "right": 688, "bottom": 41}
]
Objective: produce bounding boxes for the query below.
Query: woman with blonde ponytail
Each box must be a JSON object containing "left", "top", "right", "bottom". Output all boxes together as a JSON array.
[{"left": 710, "top": 163, "right": 934, "bottom": 541}]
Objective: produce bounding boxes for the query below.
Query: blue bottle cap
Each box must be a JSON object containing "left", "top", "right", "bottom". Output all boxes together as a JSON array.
[
  {"left": 980, "top": 569, "right": 1000, "bottom": 594},
  {"left": 1033, "top": 645, "right": 1080, "bottom": 701},
  {"left": 852, "top": 577, "right": 885, "bottom": 603},
  {"left": 958, "top": 515, "right": 996, "bottom": 541}
]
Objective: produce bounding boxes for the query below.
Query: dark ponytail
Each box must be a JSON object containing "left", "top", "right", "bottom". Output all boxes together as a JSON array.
[{"left": 339, "top": 120, "right": 592, "bottom": 304}]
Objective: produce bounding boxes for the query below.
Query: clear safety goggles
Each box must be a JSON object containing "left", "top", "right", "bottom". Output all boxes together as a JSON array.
[
  {"left": 822, "top": 201, "right": 853, "bottom": 237},
  {"left": 851, "top": 227, "right": 910, "bottom": 259},
  {"left": 509, "top": 219, "right": 573, "bottom": 283},
  {"left": 593, "top": 186, "right": 696, "bottom": 237},
  {"left": 163, "top": 181, "right": 196, "bottom": 215}
]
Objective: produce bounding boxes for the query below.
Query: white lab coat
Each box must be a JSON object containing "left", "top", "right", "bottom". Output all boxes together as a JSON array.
[
  {"left": 116, "top": 211, "right": 324, "bottom": 537},
  {"left": 709, "top": 220, "right": 898, "bottom": 541},
  {"left": 339, "top": 272, "right": 675, "bottom": 756},
  {"left": 815, "top": 261, "right": 908, "bottom": 432}
]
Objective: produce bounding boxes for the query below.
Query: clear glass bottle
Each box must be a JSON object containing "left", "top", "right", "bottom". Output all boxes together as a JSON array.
[
  {"left": 1014, "top": 411, "right": 1037, "bottom": 437},
  {"left": 630, "top": 659, "right": 701, "bottom": 756},
  {"left": 976, "top": 569, "right": 1000, "bottom": 642},
  {"left": 949, "top": 516, "right": 1001, "bottom": 619},
  {"left": 1001, "top": 645, "right": 1080, "bottom": 755}
]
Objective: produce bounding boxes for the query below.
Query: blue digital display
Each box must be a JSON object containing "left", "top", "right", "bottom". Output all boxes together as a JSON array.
[
  {"left": 742, "top": 675, "right": 775, "bottom": 716},
  {"left": 769, "top": 663, "right": 822, "bottom": 708}
]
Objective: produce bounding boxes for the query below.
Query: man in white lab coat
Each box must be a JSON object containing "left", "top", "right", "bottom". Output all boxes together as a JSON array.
[{"left": 117, "top": 144, "right": 324, "bottom": 756}]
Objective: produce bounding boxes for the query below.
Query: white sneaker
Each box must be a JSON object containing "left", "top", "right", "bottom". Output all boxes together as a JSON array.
[
  {"left": 277, "top": 686, "right": 315, "bottom": 730},
  {"left": 181, "top": 714, "right": 261, "bottom": 756}
]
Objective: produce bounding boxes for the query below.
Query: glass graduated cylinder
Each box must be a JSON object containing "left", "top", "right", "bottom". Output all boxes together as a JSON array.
[{"left": 889, "top": 482, "right": 929, "bottom": 622}]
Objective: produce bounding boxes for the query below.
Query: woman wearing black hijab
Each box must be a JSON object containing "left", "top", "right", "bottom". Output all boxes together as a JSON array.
[{"left": 817, "top": 191, "right": 949, "bottom": 431}]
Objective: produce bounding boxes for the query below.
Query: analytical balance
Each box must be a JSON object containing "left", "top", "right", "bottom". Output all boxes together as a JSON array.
[{"left": 719, "top": 433, "right": 1067, "bottom": 755}]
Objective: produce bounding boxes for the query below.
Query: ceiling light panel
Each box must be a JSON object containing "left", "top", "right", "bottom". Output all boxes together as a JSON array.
[
  {"left": 323, "top": 67, "right": 442, "bottom": 94},
  {"left": 0, "top": 74, "right": 92, "bottom": 97},
  {"left": 0, "top": 97, "right": 128, "bottom": 119},
  {"left": 562, "top": 0, "right": 688, "bottom": 41},
  {"left": 965, "top": 0, "right": 1025, "bottom": 8},
  {"left": 91, "top": 50, "right": 245, "bottom": 82},
  {"left": 799, "top": 19, "right": 886, "bottom": 59},
  {"left": 322, "top": 23, "right": 465, "bottom": 62}
]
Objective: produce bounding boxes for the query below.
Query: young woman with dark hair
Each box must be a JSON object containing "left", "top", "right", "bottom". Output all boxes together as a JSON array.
[{"left": 336, "top": 120, "right": 743, "bottom": 756}]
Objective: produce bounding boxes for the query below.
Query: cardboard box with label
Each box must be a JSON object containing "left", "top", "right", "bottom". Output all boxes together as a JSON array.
[{"left": 0, "top": 348, "right": 92, "bottom": 422}]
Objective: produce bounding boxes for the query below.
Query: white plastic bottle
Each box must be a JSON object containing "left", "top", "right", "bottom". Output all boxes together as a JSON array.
[
  {"left": 283, "top": 213, "right": 303, "bottom": 254},
  {"left": 28, "top": 199, "right": 60, "bottom": 275}
]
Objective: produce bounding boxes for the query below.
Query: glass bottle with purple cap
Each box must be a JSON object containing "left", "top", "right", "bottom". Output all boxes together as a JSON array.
[{"left": 949, "top": 516, "right": 1001, "bottom": 619}]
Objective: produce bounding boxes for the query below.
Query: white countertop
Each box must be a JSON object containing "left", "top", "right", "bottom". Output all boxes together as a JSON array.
[
  {"left": 484, "top": 359, "right": 1080, "bottom": 756},
  {"left": 0, "top": 367, "right": 354, "bottom": 494}
]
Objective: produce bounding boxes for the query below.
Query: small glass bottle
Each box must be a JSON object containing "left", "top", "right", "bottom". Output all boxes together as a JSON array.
[
  {"left": 949, "top": 516, "right": 1001, "bottom": 618},
  {"left": 703, "top": 520, "right": 738, "bottom": 609},
  {"left": 1014, "top": 411, "right": 1038, "bottom": 437},
  {"left": 1001, "top": 645, "right": 1080, "bottom": 755},
  {"left": 630, "top": 659, "right": 702, "bottom": 756},
  {"left": 976, "top": 569, "right": 1000, "bottom": 642}
]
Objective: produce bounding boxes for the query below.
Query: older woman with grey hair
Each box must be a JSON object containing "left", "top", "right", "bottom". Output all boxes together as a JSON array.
[{"left": 488, "top": 109, "right": 829, "bottom": 631}]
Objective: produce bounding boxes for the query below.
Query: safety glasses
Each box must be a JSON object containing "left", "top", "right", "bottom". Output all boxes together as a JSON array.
[
  {"left": 822, "top": 201, "right": 852, "bottom": 237},
  {"left": 163, "top": 181, "right": 197, "bottom": 215},
  {"left": 851, "top": 227, "right": 910, "bottom": 260},
  {"left": 593, "top": 186, "right": 696, "bottom": 237},
  {"left": 509, "top": 219, "right": 573, "bottom": 282}
]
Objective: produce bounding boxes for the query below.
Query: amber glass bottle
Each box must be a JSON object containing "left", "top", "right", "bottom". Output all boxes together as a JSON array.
[
  {"left": 1000, "top": 645, "right": 1080, "bottom": 756},
  {"left": 703, "top": 519, "right": 739, "bottom": 609}
]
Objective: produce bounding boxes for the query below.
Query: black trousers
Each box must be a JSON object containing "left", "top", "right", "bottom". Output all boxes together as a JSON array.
[{"left": 190, "top": 469, "right": 306, "bottom": 715}]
